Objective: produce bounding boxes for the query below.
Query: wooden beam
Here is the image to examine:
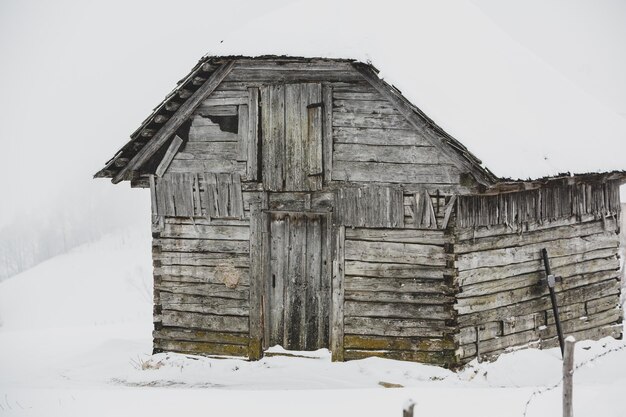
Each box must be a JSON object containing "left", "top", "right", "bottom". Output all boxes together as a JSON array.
[
  {"left": 352, "top": 62, "right": 494, "bottom": 187},
  {"left": 249, "top": 192, "right": 268, "bottom": 359},
  {"left": 154, "top": 135, "right": 183, "bottom": 177},
  {"left": 113, "top": 60, "right": 236, "bottom": 183},
  {"left": 330, "top": 225, "right": 346, "bottom": 361}
]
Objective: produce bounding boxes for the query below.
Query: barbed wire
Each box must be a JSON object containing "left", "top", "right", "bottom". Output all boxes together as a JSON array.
[{"left": 522, "top": 341, "right": 626, "bottom": 416}]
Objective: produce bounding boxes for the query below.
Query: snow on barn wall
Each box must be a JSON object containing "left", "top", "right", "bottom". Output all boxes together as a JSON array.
[{"left": 95, "top": 56, "right": 624, "bottom": 367}]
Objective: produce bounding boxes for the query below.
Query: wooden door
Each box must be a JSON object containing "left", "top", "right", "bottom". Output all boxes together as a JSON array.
[
  {"left": 267, "top": 212, "right": 330, "bottom": 350},
  {"left": 261, "top": 83, "right": 323, "bottom": 192}
]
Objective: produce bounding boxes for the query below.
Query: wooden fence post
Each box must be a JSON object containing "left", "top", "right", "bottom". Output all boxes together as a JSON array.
[
  {"left": 563, "top": 336, "right": 576, "bottom": 417},
  {"left": 403, "top": 400, "right": 415, "bottom": 417}
]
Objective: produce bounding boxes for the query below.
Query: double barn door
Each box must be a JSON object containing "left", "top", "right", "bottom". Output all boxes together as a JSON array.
[{"left": 266, "top": 212, "right": 331, "bottom": 351}]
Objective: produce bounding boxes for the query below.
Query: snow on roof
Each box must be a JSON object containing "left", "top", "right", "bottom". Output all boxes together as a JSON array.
[{"left": 210, "top": 0, "right": 626, "bottom": 181}]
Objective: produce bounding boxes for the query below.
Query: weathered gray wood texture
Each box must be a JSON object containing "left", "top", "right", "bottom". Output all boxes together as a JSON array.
[
  {"left": 152, "top": 215, "right": 252, "bottom": 357},
  {"left": 261, "top": 83, "right": 324, "bottom": 191},
  {"left": 135, "top": 58, "right": 624, "bottom": 365},
  {"left": 267, "top": 213, "right": 331, "bottom": 350},
  {"left": 454, "top": 214, "right": 623, "bottom": 363},
  {"left": 154, "top": 172, "right": 244, "bottom": 219},
  {"left": 340, "top": 228, "right": 457, "bottom": 365}
]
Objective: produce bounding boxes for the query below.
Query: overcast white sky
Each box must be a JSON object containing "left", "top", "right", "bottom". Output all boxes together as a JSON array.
[{"left": 1, "top": 0, "right": 625, "bottom": 228}]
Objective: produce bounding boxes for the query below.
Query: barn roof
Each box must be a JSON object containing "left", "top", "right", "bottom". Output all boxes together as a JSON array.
[{"left": 94, "top": 55, "right": 497, "bottom": 185}]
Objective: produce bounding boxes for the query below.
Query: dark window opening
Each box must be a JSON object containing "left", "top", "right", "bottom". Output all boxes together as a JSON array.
[{"left": 206, "top": 115, "right": 238, "bottom": 134}]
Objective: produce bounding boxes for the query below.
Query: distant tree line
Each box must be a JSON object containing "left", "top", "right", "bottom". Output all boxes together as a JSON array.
[{"left": 0, "top": 187, "right": 148, "bottom": 281}]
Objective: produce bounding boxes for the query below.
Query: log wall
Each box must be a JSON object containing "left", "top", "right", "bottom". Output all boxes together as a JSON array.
[
  {"left": 454, "top": 215, "right": 623, "bottom": 362},
  {"left": 152, "top": 210, "right": 253, "bottom": 357},
  {"left": 340, "top": 228, "right": 458, "bottom": 365},
  {"left": 143, "top": 58, "right": 624, "bottom": 366},
  {"left": 330, "top": 82, "right": 462, "bottom": 186}
]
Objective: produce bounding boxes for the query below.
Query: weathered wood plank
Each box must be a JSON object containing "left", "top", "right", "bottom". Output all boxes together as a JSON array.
[
  {"left": 224, "top": 68, "right": 361, "bottom": 83},
  {"left": 305, "top": 215, "right": 323, "bottom": 349},
  {"left": 154, "top": 328, "right": 249, "bottom": 345},
  {"left": 176, "top": 141, "right": 239, "bottom": 161},
  {"left": 261, "top": 84, "right": 285, "bottom": 191},
  {"left": 156, "top": 265, "right": 250, "bottom": 286},
  {"left": 305, "top": 83, "right": 323, "bottom": 191},
  {"left": 155, "top": 281, "right": 249, "bottom": 300},
  {"left": 345, "top": 261, "right": 451, "bottom": 279},
  {"left": 344, "top": 290, "right": 454, "bottom": 305},
  {"left": 333, "top": 127, "right": 432, "bottom": 146},
  {"left": 154, "top": 238, "right": 249, "bottom": 254},
  {"left": 156, "top": 251, "right": 249, "bottom": 267},
  {"left": 345, "top": 228, "right": 448, "bottom": 245},
  {"left": 167, "top": 159, "right": 247, "bottom": 174},
  {"left": 343, "top": 349, "right": 455, "bottom": 364},
  {"left": 334, "top": 144, "right": 445, "bottom": 165},
  {"left": 344, "top": 316, "right": 454, "bottom": 338},
  {"left": 333, "top": 99, "right": 400, "bottom": 115},
  {"left": 160, "top": 292, "right": 249, "bottom": 316},
  {"left": 344, "top": 335, "right": 455, "bottom": 351},
  {"left": 333, "top": 161, "right": 460, "bottom": 184},
  {"left": 330, "top": 226, "right": 345, "bottom": 361},
  {"left": 344, "top": 276, "right": 450, "bottom": 294},
  {"left": 332, "top": 112, "right": 413, "bottom": 130},
  {"left": 155, "top": 135, "right": 183, "bottom": 177},
  {"left": 161, "top": 310, "right": 249, "bottom": 333},
  {"left": 247, "top": 88, "right": 259, "bottom": 180},
  {"left": 268, "top": 213, "right": 287, "bottom": 348},
  {"left": 160, "top": 223, "right": 250, "bottom": 240},
  {"left": 154, "top": 339, "right": 248, "bottom": 357},
  {"left": 193, "top": 104, "right": 238, "bottom": 116},
  {"left": 322, "top": 84, "right": 333, "bottom": 184},
  {"left": 344, "top": 240, "right": 448, "bottom": 265},
  {"left": 249, "top": 192, "right": 267, "bottom": 358},
  {"left": 344, "top": 301, "right": 452, "bottom": 320}
]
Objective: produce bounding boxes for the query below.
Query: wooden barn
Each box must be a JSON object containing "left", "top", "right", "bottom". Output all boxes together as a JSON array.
[{"left": 95, "top": 56, "right": 624, "bottom": 367}]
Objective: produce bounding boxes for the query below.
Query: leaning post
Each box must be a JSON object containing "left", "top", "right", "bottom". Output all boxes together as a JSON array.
[
  {"left": 402, "top": 400, "right": 415, "bottom": 417},
  {"left": 563, "top": 336, "right": 575, "bottom": 417}
]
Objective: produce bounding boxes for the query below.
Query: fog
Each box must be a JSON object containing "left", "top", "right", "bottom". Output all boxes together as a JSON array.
[{"left": 1, "top": 0, "right": 624, "bottom": 279}]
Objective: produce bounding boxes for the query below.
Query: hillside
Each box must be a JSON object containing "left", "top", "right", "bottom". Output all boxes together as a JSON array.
[{"left": 0, "top": 225, "right": 625, "bottom": 416}]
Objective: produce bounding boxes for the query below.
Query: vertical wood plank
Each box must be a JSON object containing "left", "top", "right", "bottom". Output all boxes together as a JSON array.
[
  {"left": 413, "top": 191, "right": 423, "bottom": 228},
  {"left": 285, "top": 214, "right": 307, "bottom": 349},
  {"left": 237, "top": 104, "right": 249, "bottom": 162},
  {"left": 262, "top": 85, "right": 285, "bottom": 191},
  {"left": 216, "top": 173, "right": 231, "bottom": 217},
  {"left": 306, "top": 83, "right": 323, "bottom": 191},
  {"left": 322, "top": 84, "right": 333, "bottom": 184},
  {"left": 269, "top": 213, "right": 287, "bottom": 347},
  {"left": 247, "top": 87, "right": 259, "bottom": 181},
  {"left": 321, "top": 214, "right": 332, "bottom": 348},
  {"left": 249, "top": 191, "right": 268, "bottom": 360},
  {"left": 230, "top": 173, "right": 244, "bottom": 219},
  {"left": 330, "top": 225, "right": 345, "bottom": 361},
  {"left": 150, "top": 174, "right": 159, "bottom": 219},
  {"left": 305, "top": 215, "right": 322, "bottom": 349},
  {"left": 285, "top": 84, "right": 304, "bottom": 191},
  {"left": 192, "top": 173, "right": 201, "bottom": 217}
]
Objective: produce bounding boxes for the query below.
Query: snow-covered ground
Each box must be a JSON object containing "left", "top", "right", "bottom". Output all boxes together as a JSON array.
[{"left": 0, "top": 226, "right": 624, "bottom": 417}]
